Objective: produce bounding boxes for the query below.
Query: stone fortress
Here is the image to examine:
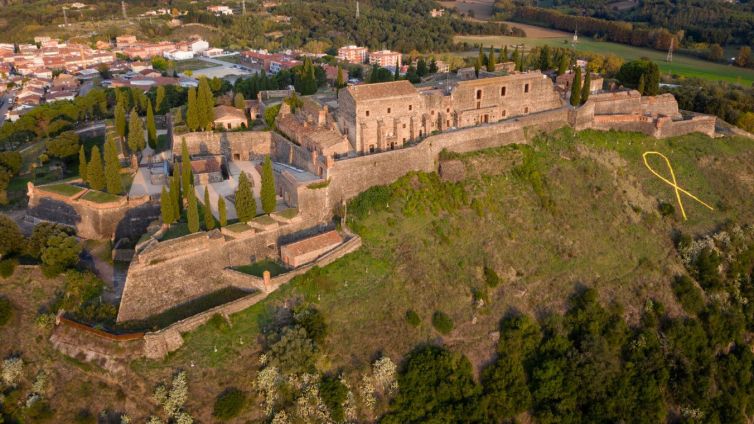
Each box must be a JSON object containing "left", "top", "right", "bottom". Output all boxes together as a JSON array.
[{"left": 32, "top": 69, "right": 718, "bottom": 329}]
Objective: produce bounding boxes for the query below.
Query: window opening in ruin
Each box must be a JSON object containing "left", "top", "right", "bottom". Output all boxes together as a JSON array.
[
  {"left": 484, "top": 114, "right": 489, "bottom": 123},
  {"left": 366, "top": 110, "right": 370, "bottom": 117},
  {"left": 477, "top": 101, "right": 481, "bottom": 109},
  {"left": 387, "top": 107, "right": 391, "bottom": 114},
  {"left": 409, "top": 105, "right": 413, "bottom": 111},
  {"left": 524, "top": 83, "right": 530, "bottom": 93},
  {"left": 501, "top": 86, "right": 507, "bottom": 96},
  {"left": 369, "top": 145, "right": 375, "bottom": 153},
  {"left": 524, "top": 107, "right": 529, "bottom": 114},
  {"left": 476, "top": 89, "right": 482, "bottom": 99},
  {"left": 233, "top": 153, "right": 240, "bottom": 160}
]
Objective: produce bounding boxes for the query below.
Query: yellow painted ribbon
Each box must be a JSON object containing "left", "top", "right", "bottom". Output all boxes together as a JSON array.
[{"left": 642, "top": 151, "right": 714, "bottom": 221}]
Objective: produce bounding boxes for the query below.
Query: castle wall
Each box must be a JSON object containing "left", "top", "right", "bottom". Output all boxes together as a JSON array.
[
  {"left": 27, "top": 185, "right": 159, "bottom": 241},
  {"left": 174, "top": 131, "right": 272, "bottom": 160},
  {"left": 589, "top": 90, "right": 643, "bottom": 115},
  {"left": 641, "top": 93, "right": 681, "bottom": 117}
]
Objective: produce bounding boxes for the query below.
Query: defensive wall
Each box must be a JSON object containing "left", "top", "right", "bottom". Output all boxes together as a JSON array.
[
  {"left": 117, "top": 91, "right": 716, "bottom": 329},
  {"left": 26, "top": 183, "right": 160, "bottom": 241}
]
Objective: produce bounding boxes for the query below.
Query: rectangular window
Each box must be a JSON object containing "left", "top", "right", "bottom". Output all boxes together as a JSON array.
[
  {"left": 524, "top": 84, "right": 530, "bottom": 93},
  {"left": 366, "top": 110, "right": 370, "bottom": 117},
  {"left": 387, "top": 108, "right": 391, "bottom": 114},
  {"left": 501, "top": 86, "right": 506, "bottom": 96},
  {"left": 409, "top": 105, "right": 413, "bottom": 111}
]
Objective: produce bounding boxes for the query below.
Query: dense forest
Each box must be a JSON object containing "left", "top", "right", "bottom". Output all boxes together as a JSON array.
[
  {"left": 273, "top": 0, "right": 515, "bottom": 53},
  {"left": 502, "top": 0, "right": 754, "bottom": 47}
]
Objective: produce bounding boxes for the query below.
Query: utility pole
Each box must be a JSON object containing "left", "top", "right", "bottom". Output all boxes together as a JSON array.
[
  {"left": 667, "top": 38, "right": 674, "bottom": 63},
  {"left": 121, "top": 0, "right": 127, "bottom": 19},
  {"left": 356, "top": 1, "right": 360, "bottom": 19},
  {"left": 242, "top": 0, "right": 246, "bottom": 15},
  {"left": 62, "top": 7, "right": 68, "bottom": 25}
]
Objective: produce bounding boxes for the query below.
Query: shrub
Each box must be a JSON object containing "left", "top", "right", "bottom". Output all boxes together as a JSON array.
[
  {"left": 40, "top": 235, "right": 82, "bottom": 277},
  {"left": 0, "top": 258, "right": 17, "bottom": 278},
  {"left": 658, "top": 201, "right": 675, "bottom": 217},
  {"left": 0, "top": 214, "right": 24, "bottom": 256},
  {"left": 0, "top": 296, "right": 12, "bottom": 327},
  {"left": 672, "top": 275, "right": 705, "bottom": 315},
  {"left": 319, "top": 375, "right": 347, "bottom": 422},
  {"left": 293, "top": 306, "right": 327, "bottom": 345},
  {"left": 207, "top": 313, "right": 231, "bottom": 333},
  {"left": 484, "top": 266, "right": 501, "bottom": 287},
  {"left": 74, "top": 409, "right": 96, "bottom": 424},
  {"left": 212, "top": 388, "right": 246, "bottom": 420},
  {"left": 432, "top": 311, "right": 454, "bottom": 335},
  {"left": 405, "top": 310, "right": 421, "bottom": 327}
]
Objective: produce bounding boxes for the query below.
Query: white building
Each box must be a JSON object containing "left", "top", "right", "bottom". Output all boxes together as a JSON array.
[
  {"left": 202, "top": 48, "right": 225, "bottom": 58},
  {"left": 190, "top": 39, "right": 209, "bottom": 54},
  {"left": 208, "top": 5, "right": 233, "bottom": 15},
  {"left": 164, "top": 50, "right": 194, "bottom": 61}
]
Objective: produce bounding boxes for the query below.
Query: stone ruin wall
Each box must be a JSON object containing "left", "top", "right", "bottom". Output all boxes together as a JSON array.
[{"left": 27, "top": 184, "right": 160, "bottom": 241}]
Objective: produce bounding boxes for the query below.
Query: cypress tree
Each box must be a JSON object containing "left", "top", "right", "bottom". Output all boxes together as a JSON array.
[
  {"left": 160, "top": 186, "right": 173, "bottom": 225},
  {"left": 487, "top": 45, "right": 496, "bottom": 72},
  {"left": 155, "top": 85, "right": 166, "bottom": 115},
  {"left": 570, "top": 67, "right": 582, "bottom": 107},
  {"left": 637, "top": 74, "right": 646, "bottom": 95},
  {"left": 474, "top": 56, "right": 481, "bottom": 78},
  {"left": 501, "top": 45, "right": 508, "bottom": 62},
  {"left": 78, "top": 145, "right": 87, "bottom": 183},
  {"left": 203, "top": 186, "right": 215, "bottom": 230},
  {"left": 114, "top": 97, "right": 126, "bottom": 141},
  {"left": 87, "top": 145, "right": 105, "bottom": 191},
  {"left": 181, "top": 138, "right": 192, "bottom": 198},
  {"left": 218, "top": 195, "right": 227, "bottom": 227},
  {"left": 557, "top": 55, "right": 569, "bottom": 76},
  {"left": 186, "top": 186, "right": 199, "bottom": 233},
  {"left": 186, "top": 87, "right": 199, "bottom": 131},
  {"left": 170, "top": 172, "right": 181, "bottom": 220},
  {"left": 234, "top": 171, "right": 256, "bottom": 222},
  {"left": 146, "top": 99, "right": 157, "bottom": 149},
  {"left": 198, "top": 77, "right": 215, "bottom": 130},
  {"left": 261, "top": 155, "right": 276, "bottom": 214},
  {"left": 429, "top": 58, "right": 438, "bottom": 74},
  {"left": 478, "top": 45, "right": 486, "bottom": 68},
  {"left": 234, "top": 92, "right": 245, "bottom": 109},
  {"left": 127, "top": 108, "right": 145, "bottom": 153},
  {"left": 511, "top": 46, "right": 519, "bottom": 66},
  {"left": 581, "top": 71, "right": 591, "bottom": 104},
  {"left": 104, "top": 136, "right": 122, "bottom": 194},
  {"left": 336, "top": 65, "right": 345, "bottom": 92}
]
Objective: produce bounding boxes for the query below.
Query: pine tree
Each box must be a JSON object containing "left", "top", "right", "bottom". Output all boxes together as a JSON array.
[
  {"left": 429, "top": 58, "right": 438, "bottom": 74},
  {"left": 487, "top": 45, "right": 497, "bottom": 72},
  {"left": 146, "top": 99, "right": 157, "bottom": 149},
  {"left": 186, "top": 186, "right": 199, "bottom": 233},
  {"left": 170, "top": 172, "right": 181, "bottom": 221},
  {"left": 87, "top": 145, "right": 105, "bottom": 191},
  {"left": 186, "top": 87, "right": 199, "bottom": 131},
  {"left": 261, "top": 155, "right": 276, "bottom": 214},
  {"left": 570, "top": 67, "right": 582, "bottom": 107},
  {"left": 417, "top": 58, "right": 428, "bottom": 77},
  {"left": 234, "top": 92, "right": 246, "bottom": 109},
  {"left": 114, "top": 97, "right": 126, "bottom": 141},
  {"left": 217, "top": 195, "right": 227, "bottom": 227},
  {"left": 160, "top": 186, "right": 173, "bottom": 225},
  {"left": 234, "top": 171, "right": 256, "bottom": 222},
  {"left": 155, "top": 85, "right": 166, "bottom": 115},
  {"left": 104, "top": 136, "right": 122, "bottom": 194},
  {"left": 637, "top": 74, "right": 646, "bottom": 95},
  {"left": 203, "top": 186, "right": 215, "bottom": 230},
  {"left": 78, "top": 145, "right": 87, "bottom": 183},
  {"left": 394, "top": 58, "right": 400, "bottom": 81},
  {"left": 581, "top": 71, "right": 591, "bottom": 105},
  {"left": 127, "top": 108, "right": 145, "bottom": 153},
  {"left": 181, "top": 138, "right": 192, "bottom": 198}
]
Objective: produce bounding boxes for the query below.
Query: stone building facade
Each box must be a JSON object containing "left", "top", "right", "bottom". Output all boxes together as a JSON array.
[{"left": 338, "top": 71, "right": 563, "bottom": 154}]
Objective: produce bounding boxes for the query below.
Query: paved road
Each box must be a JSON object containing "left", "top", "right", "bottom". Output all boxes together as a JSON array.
[{"left": 0, "top": 94, "right": 12, "bottom": 128}]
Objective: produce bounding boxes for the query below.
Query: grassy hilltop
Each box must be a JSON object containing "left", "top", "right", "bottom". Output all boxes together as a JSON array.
[{"left": 3, "top": 129, "right": 754, "bottom": 421}]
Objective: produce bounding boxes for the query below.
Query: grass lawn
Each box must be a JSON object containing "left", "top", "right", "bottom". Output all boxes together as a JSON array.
[
  {"left": 276, "top": 207, "right": 299, "bottom": 219},
  {"left": 455, "top": 34, "right": 754, "bottom": 86},
  {"left": 149, "top": 128, "right": 754, "bottom": 375},
  {"left": 251, "top": 215, "right": 277, "bottom": 226},
  {"left": 233, "top": 259, "right": 288, "bottom": 278},
  {"left": 40, "top": 183, "right": 85, "bottom": 197},
  {"left": 174, "top": 58, "right": 218, "bottom": 73},
  {"left": 213, "top": 55, "right": 244, "bottom": 65},
  {"left": 224, "top": 222, "right": 252, "bottom": 233},
  {"left": 161, "top": 223, "right": 191, "bottom": 241},
  {"left": 81, "top": 190, "right": 121, "bottom": 204}
]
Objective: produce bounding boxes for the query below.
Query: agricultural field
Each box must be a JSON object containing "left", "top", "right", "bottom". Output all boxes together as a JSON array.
[
  {"left": 456, "top": 33, "right": 754, "bottom": 86},
  {"left": 172, "top": 58, "right": 218, "bottom": 73}
]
